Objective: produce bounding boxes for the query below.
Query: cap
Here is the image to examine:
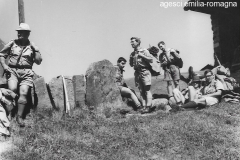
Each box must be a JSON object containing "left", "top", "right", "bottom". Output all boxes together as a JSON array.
[
  {"left": 16, "top": 23, "right": 31, "bottom": 32},
  {"left": 192, "top": 75, "right": 201, "bottom": 82}
]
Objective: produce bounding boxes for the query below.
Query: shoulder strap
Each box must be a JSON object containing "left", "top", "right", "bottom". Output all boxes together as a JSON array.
[{"left": 16, "top": 46, "right": 26, "bottom": 66}]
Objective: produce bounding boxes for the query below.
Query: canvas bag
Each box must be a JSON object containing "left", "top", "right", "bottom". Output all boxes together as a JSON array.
[
  {"left": 147, "top": 46, "right": 162, "bottom": 76},
  {"left": 170, "top": 49, "right": 183, "bottom": 68}
]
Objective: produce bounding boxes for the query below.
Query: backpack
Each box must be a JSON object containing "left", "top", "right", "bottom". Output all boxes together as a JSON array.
[
  {"left": 148, "top": 57, "right": 162, "bottom": 76},
  {"left": 170, "top": 49, "right": 183, "bottom": 68},
  {"left": 147, "top": 46, "right": 162, "bottom": 76}
]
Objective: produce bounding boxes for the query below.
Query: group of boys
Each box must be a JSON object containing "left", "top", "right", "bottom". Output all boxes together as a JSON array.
[
  {"left": 115, "top": 37, "right": 239, "bottom": 114},
  {"left": 0, "top": 23, "right": 42, "bottom": 137},
  {"left": 115, "top": 37, "right": 181, "bottom": 114}
]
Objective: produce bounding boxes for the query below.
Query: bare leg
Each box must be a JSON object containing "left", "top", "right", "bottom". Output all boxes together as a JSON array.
[
  {"left": 188, "top": 86, "right": 197, "bottom": 101},
  {"left": 144, "top": 85, "right": 152, "bottom": 107},
  {"left": 167, "top": 81, "right": 173, "bottom": 97},
  {"left": 121, "top": 87, "right": 141, "bottom": 107},
  {"left": 8, "top": 80, "right": 18, "bottom": 93},
  {"left": 173, "top": 88, "right": 185, "bottom": 104},
  {"left": 174, "top": 80, "right": 180, "bottom": 90},
  {"left": 16, "top": 85, "right": 30, "bottom": 127},
  {"left": 194, "top": 98, "right": 207, "bottom": 106},
  {"left": 137, "top": 81, "right": 146, "bottom": 107}
]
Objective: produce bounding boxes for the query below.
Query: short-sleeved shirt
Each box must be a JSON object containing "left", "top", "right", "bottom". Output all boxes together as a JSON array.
[
  {"left": 114, "top": 65, "right": 125, "bottom": 87},
  {"left": 159, "top": 48, "right": 180, "bottom": 81},
  {"left": 129, "top": 48, "right": 153, "bottom": 71},
  {"left": 0, "top": 39, "right": 40, "bottom": 68},
  {"left": 201, "top": 79, "right": 224, "bottom": 95},
  {"left": 159, "top": 48, "right": 180, "bottom": 69}
]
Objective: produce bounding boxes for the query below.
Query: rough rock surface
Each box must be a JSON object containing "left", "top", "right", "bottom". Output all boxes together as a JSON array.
[
  {"left": 33, "top": 77, "right": 52, "bottom": 113},
  {"left": 85, "top": 60, "right": 127, "bottom": 117},
  {"left": 72, "top": 75, "right": 86, "bottom": 108},
  {"left": 152, "top": 98, "right": 169, "bottom": 111},
  {"left": 48, "top": 76, "right": 75, "bottom": 112}
]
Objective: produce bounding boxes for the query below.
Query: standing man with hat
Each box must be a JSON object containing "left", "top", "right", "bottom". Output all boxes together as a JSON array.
[{"left": 0, "top": 23, "right": 42, "bottom": 127}]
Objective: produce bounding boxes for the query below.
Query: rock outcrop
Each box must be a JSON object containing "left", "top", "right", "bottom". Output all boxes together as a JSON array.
[
  {"left": 152, "top": 98, "right": 169, "bottom": 111},
  {"left": 33, "top": 77, "right": 52, "bottom": 115},
  {"left": 85, "top": 60, "right": 127, "bottom": 117},
  {"left": 85, "top": 60, "right": 122, "bottom": 106},
  {"left": 48, "top": 76, "right": 74, "bottom": 113}
]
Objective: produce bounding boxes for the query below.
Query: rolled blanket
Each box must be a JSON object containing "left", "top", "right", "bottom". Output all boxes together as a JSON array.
[{"left": 221, "top": 90, "right": 240, "bottom": 103}]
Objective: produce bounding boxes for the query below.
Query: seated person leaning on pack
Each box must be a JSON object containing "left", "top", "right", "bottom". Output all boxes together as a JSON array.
[
  {"left": 172, "top": 75, "right": 202, "bottom": 108},
  {"left": 114, "top": 57, "right": 142, "bottom": 109},
  {"left": 179, "top": 70, "right": 224, "bottom": 109},
  {"left": 212, "top": 65, "right": 239, "bottom": 91},
  {"left": 0, "top": 88, "right": 17, "bottom": 137}
]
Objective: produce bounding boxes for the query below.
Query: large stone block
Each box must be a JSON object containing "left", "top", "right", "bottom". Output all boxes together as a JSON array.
[
  {"left": 72, "top": 75, "right": 85, "bottom": 108},
  {"left": 85, "top": 59, "right": 125, "bottom": 109},
  {"left": 48, "top": 76, "right": 74, "bottom": 113},
  {"left": 33, "top": 77, "right": 52, "bottom": 113}
]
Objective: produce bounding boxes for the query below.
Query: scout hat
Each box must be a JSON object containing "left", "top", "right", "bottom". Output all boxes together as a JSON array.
[
  {"left": 16, "top": 23, "right": 31, "bottom": 32},
  {"left": 192, "top": 75, "right": 201, "bottom": 82}
]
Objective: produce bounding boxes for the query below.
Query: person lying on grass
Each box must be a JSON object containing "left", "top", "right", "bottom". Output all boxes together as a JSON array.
[
  {"left": 171, "top": 75, "right": 202, "bottom": 109},
  {"left": 171, "top": 70, "right": 224, "bottom": 111},
  {"left": 0, "top": 88, "right": 18, "bottom": 137}
]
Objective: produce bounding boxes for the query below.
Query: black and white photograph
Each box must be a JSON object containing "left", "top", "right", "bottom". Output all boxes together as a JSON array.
[{"left": 0, "top": 0, "right": 239, "bottom": 159}]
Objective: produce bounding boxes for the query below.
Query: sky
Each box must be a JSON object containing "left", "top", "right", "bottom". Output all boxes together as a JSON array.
[{"left": 0, "top": 0, "right": 214, "bottom": 82}]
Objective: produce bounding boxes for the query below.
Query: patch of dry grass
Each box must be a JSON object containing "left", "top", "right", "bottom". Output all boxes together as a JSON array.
[
  {"left": 2, "top": 75, "right": 240, "bottom": 160},
  {"left": 3, "top": 101, "right": 240, "bottom": 160}
]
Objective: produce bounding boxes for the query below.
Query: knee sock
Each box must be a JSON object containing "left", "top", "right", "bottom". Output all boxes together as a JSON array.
[{"left": 17, "top": 98, "right": 27, "bottom": 117}]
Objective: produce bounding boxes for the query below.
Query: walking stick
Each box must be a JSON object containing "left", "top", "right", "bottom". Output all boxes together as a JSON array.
[
  {"left": 61, "top": 75, "right": 71, "bottom": 114},
  {"left": 214, "top": 53, "right": 221, "bottom": 66}
]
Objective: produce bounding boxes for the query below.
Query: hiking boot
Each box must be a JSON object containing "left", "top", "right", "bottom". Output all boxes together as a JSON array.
[
  {"left": 140, "top": 107, "right": 150, "bottom": 114},
  {"left": 120, "top": 108, "right": 131, "bottom": 115},
  {"left": 169, "top": 104, "right": 185, "bottom": 112},
  {"left": 16, "top": 115, "right": 25, "bottom": 127}
]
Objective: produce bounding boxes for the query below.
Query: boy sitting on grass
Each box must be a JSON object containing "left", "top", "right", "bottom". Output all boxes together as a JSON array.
[
  {"left": 114, "top": 57, "right": 142, "bottom": 113},
  {"left": 0, "top": 88, "right": 17, "bottom": 137},
  {"left": 171, "top": 75, "right": 202, "bottom": 110},
  {"left": 179, "top": 70, "right": 224, "bottom": 109}
]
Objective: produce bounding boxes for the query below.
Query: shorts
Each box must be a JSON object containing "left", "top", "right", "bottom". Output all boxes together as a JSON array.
[
  {"left": 204, "top": 97, "right": 219, "bottom": 106},
  {"left": 164, "top": 65, "right": 180, "bottom": 81},
  {"left": 134, "top": 69, "right": 151, "bottom": 87},
  {"left": 7, "top": 68, "right": 34, "bottom": 87}
]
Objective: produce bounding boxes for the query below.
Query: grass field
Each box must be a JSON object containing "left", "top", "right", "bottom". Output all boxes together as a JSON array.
[
  {"left": 2, "top": 70, "right": 240, "bottom": 160},
  {"left": 3, "top": 102, "right": 240, "bottom": 160}
]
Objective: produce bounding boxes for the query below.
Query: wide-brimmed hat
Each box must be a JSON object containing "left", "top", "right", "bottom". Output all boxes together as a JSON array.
[
  {"left": 16, "top": 23, "right": 31, "bottom": 32},
  {"left": 192, "top": 75, "right": 201, "bottom": 82}
]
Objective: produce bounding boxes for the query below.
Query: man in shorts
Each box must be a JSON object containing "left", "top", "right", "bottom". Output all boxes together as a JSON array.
[
  {"left": 158, "top": 41, "right": 180, "bottom": 97},
  {"left": 114, "top": 57, "right": 141, "bottom": 110},
  {"left": 0, "top": 23, "right": 42, "bottom": 127},
  {"left": 0, "top": 88, "right": 17, "bottom": 136},
  {"left": 129, "top": 37, "right": 153, "bottom": 114}
]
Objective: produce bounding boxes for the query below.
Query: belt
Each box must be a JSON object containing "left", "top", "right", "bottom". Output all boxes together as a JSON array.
[{"left": 9, "top": 65, "right": 32, "bottom": 69}]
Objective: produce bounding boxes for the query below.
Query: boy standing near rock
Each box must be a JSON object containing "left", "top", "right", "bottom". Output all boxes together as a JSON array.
[{"left": 129, "top": 37, "right": 153, "bottom": 114}]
